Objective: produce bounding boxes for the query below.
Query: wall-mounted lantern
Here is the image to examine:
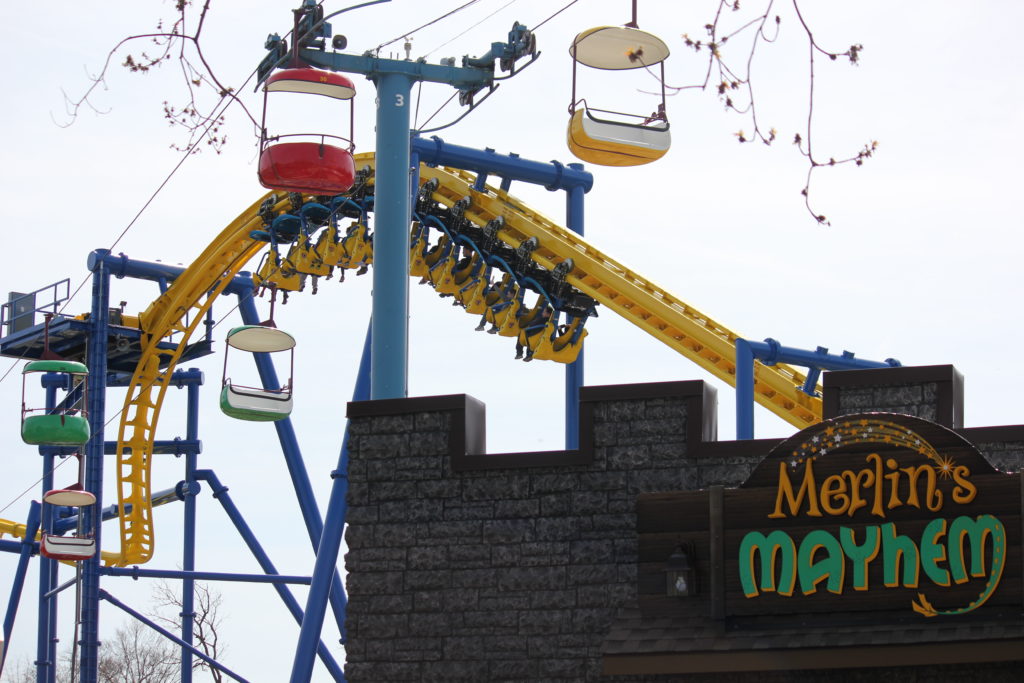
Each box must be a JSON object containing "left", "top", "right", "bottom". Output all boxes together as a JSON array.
[{"left": 666, "top": 543, "right": 698, "bottom": 597}]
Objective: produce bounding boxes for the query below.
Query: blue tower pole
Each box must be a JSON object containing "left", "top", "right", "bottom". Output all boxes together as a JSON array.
[
  {"left": 290, "top": 322, "right": 372, "bottom": 683},
  {"left": 179, "top": 372, "right": 202, "bottom": 683},
  {"left": 37, "top": 379, "right": 60, "bottom": 683},
  {"left": 369, "top": 72, "right": 412, "bottom": 400},
  {"left": 2, "top": 501, "right": 40, "bottom": 675},
  {"left": 194, "top": 470, "right": 345, "bottom": 680},
  {"left": 565, "top": 164, "right": 586, "bottom": 449},
  {"left": 735, "top": 339, "right": 756, "bottom": 440},
  {"left": 79, "top": 249, "right": 112, "bottom": 683}
]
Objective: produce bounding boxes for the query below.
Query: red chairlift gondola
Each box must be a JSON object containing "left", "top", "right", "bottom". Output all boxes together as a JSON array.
[{"left": 258, "top": 68, "right": 358, "bottom": 195}]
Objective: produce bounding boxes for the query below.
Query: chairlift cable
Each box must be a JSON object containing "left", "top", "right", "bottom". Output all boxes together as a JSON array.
[
  {"left": 531, "top": 0, "right": 580, "bottom": 32},
  {"left": 413, "top": 80, "right": 425, "bottom": 129},
  {"left": 423, "top": 0, "right": 520, "bottom": 58},
  {"left": 417, "top": 90, "right": 460, "bottom": 131},
  {"left": 0, "top": 456, "right": 74, "bottom": 517},
  {"left": 373, "top": 0, "right": 485, "bottom": 54}
]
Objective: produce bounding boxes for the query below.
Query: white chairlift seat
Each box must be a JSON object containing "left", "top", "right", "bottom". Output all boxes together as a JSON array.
[
  {"left": 220, "top": 325, "right": 295, "bottom": 422},
  {"left": 570, "top": 26, "right": 670, "bottom": 70},
  {"left": 220, "top": 382, "right": 294, "bottom": 422},
  {"left": 568, "top": 108, "right": 670, "bottom": 167},
  {"left": 40, "top": 534, "right": 97, "bottom": 561}
]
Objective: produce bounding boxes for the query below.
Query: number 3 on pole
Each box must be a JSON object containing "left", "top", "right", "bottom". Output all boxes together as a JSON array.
[{"left": 395, "top": 94, "right": 404, "bottom": 107}]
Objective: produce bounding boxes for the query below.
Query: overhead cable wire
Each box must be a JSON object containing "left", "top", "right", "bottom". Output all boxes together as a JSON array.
[
  {"left": 0, "top": 456, "right": 73, "bottom": 517},
  {"left": 0, "top": 55, "right": 265, "bottom": 392},
  {"left": 532, "top": 0, "right": 580, "bottom": 31},
  {"left": 374, "top": 0, "right": 485, "bottom": 53},
  {"left": 424, "top": 0, "right": 520, "bottom": 58}
]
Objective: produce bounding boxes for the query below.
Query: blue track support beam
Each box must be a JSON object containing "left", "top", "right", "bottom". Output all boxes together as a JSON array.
[
  {"left": 411, "top": 136, "right": 593, "bottom": 193},
  {"left": 0, "top": 539, "right": 26, "bottom": 553},
  {"left": 53, "top": 484, "right": 185, "bottom": 535},
  {"left": 40, "top": 439, "right": 202, "bottom": 457},
  {"left": 734, "top": 337, "right": 900, "bottom": 439},
  {"left": 180, "top": 375, "right": 200, "bottom": 683},
  {"left": 370, "top": 72, "right": 412, "bottom": 401},
  {"left": 38, "top": 383, "right": 59, "bottom": 683},
  {"left": 2, "top": 501, "right": 41, "bottom": 674},
  {"left": 87, "top": 250, "right": 254, "bottom": 298},
  {"left": 79, "top": 249, "right": 112, "bottom": 683},
  {"left": 235, "top": 289, "right": 348, "bottom": 638},
  {"left": 99, "top": 590, "right": 250, "bottom": 683},
  {"left": 195, "top": 470, "right": 345, "bottom": 681},
  {"left": 290, "top": 321, "right": 372, "bottom": 683},
  {"left": 564, "top": 165, "right": 586, "bottom": 449},
  {"left": 735, "top": 339, "right": 756, "bottom": 440},
  {"left": 101, "top": 567, "right": 311, "bottom": 585}
]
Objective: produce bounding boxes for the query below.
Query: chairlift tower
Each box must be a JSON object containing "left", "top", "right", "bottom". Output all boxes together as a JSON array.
[{"left": 257, "top": 0, "right": 538, "bottom": 401}]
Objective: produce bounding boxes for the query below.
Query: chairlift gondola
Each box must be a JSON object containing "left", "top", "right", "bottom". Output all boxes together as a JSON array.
[
  {"left": 40, "top": 451, "right": 97, "bottom": 561},
  {"left": 568, "top": 22, "right": 671, "bottom": 166},
  {"left": 220, "top": 325, "right": 296, "bottom": 422},
  {"left": 21, "top": 359, "right": 90, "bottom": 446},
  {"left": 258, "top": 68, "right": 358, "bottom": 195}
]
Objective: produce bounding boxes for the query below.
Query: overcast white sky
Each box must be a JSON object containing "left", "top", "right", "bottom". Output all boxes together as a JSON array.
[{"left": 2, "top": 1, "right": 1023, "bottom": 680}]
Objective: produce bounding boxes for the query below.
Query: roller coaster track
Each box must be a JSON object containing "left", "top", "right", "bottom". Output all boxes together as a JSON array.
[{"left": 2, "top": 153, "right": 820, "bottom": 564}]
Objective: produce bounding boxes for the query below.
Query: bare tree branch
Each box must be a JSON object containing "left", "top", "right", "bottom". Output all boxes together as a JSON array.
[
  {"left": 670, "top": 0, "right": 876, "bottom": 225},
  {"left": 60, "top": 0, "right": 258, "bottom": 155},
  {"left": 151, "top": 580, "right": 225, "bottom": 682}
]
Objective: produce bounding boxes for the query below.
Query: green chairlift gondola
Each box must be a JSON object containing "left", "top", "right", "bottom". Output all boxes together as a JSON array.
[
  {"left": 21, "top": 360, "right": 91, "bottom": 446},
  {"left": 220, "top": 325, "right": 296, "bottom": 422}
]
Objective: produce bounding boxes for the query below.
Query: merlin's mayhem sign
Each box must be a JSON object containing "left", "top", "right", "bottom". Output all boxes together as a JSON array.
[{"left": 636, "top": 413, "right": 1023, "bottom": 620}]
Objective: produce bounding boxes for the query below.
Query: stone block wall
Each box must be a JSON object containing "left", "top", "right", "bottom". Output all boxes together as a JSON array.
[
  {"left": 343, "top": 382, "right": 724, "bottom": 681},
  {"left": 342, "top": 366, "right": 1023, "bottom": 681}
]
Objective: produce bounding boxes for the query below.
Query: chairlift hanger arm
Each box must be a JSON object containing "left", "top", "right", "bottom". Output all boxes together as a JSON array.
[
  {"left": 266, "top": 20, "right": 536, "bottom": 91},
  {"left": 295, "top": 48, "right": 502, "bottom": 91}
]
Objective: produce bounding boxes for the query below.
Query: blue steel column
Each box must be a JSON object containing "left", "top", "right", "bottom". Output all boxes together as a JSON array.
[
  {"left": 2, "top": 502, "right": 40, "bottom": 675},
  {"left": 37, "top": 380, "right": 59, "bottom": 683},
  {"left": 370, "top": 72, "right": 412, "bottom": 400},
  {"left": 80, "top": 249, "right": 112, "bottom": 683},
  {"left": 195, "top": 470, "right": 345, "bottom": 680},
  {"left": 735, "top": 339, "right": 756, "bottom": 440},
  {"left": 565, "top": 164, "right": 585, "bottom": 449},
  {"left": 180, "top": 373, "right": 201, "bottom": 683},
  {"left": 290, "top": 322, "right": 372, "bottom": 683}
]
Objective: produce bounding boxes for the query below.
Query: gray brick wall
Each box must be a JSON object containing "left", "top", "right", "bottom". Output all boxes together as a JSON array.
[
  {"left": 344, "top": 390, "right": 718, "bottom": 681},
  {"left": 834, "top": 381, "right": 940, "bottom": 422},
  {"left": 343, "top": 369, "right": 1022, "bottom": 681}
]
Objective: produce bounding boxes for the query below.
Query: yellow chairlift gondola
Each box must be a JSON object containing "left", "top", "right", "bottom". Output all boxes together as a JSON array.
[
  {"left": 220, "top": 325, "right": 296, "bottom": 422},
  {"left": 568, "top": 13, "right": 671, "bottom": 167}
]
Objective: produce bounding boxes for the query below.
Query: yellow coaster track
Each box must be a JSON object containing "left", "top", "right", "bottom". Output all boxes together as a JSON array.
[
  {"left": 2, "top": 153, "right": 820, "bottom": 564},
  {"left": 107, "top": 193, "right": 281, "bottom": 565},
  {"left": 409, "top": 162, "right": 820, "bottom": 428}
]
